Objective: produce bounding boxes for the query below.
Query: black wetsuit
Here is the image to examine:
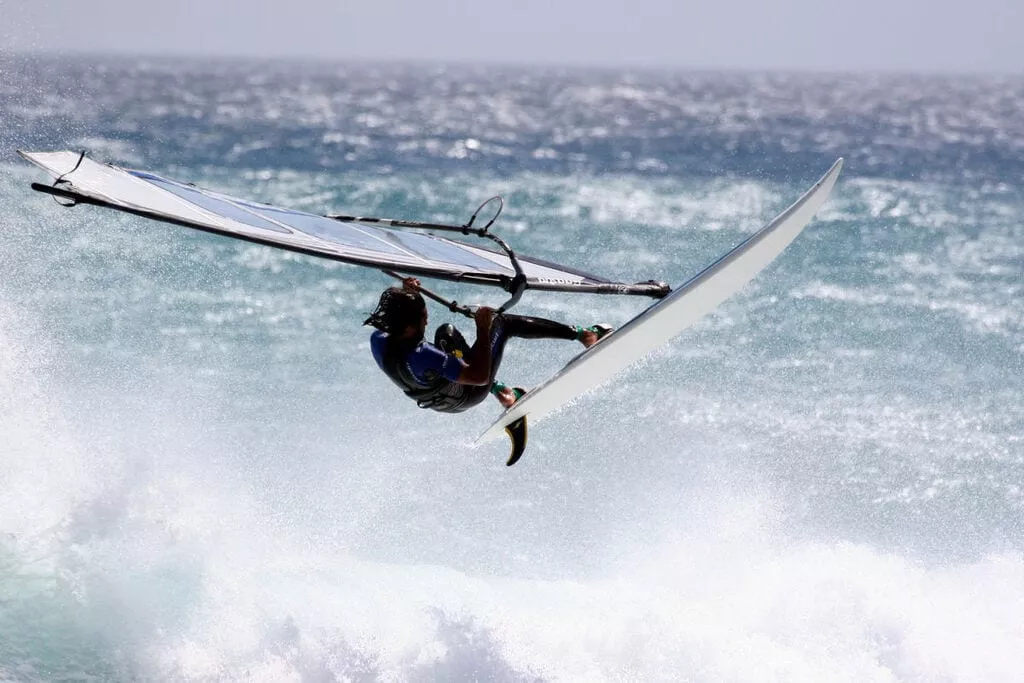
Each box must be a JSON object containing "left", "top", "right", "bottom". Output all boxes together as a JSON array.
[{"left": 370, "top": 314, "right": 578, "bottom": 413}]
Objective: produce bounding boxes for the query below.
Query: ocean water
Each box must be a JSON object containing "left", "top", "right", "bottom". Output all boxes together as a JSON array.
[{"left": 1, "top": 54, "right": 1022, "bottom": 682}]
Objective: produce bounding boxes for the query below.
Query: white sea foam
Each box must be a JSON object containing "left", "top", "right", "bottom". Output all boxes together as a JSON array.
[{"left": 3, "top": 405, "right": 1022, "bottom": 682}]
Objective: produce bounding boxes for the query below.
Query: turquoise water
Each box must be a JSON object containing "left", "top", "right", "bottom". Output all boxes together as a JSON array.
[{"left": 0, "top": 55, "right": 1022, "bottom": 681}]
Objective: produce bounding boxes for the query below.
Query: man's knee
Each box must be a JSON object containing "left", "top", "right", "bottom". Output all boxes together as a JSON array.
[{"left": 435, "top": 323, "right": 470, "bottom": 357}]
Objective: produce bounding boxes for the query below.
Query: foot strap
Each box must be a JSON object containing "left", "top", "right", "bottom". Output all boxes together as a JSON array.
[
  {"left": 491, "top": 382, "right": 525, "bottom": 400},
  {"left": 575, "top": 324, "right": 613, "bottom": 342}
]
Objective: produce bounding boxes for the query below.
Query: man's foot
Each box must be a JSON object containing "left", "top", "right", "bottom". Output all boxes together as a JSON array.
[
  {"left": 577, "top": 324, "right": 613, "bottom": 349},
  {"left": 491, "top": 382, "right": 525, "bottom": 408}
]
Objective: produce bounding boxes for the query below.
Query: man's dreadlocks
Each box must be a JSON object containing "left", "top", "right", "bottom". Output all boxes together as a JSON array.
[{"left": 363, "top": 286, "right": 426, "bottom": 334}]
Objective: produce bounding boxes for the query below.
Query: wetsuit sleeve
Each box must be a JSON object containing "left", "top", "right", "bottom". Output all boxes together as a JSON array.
[
  {"left": 369, "top": 330, "right": 389, "bottom": 371},
  {"left": 407, "top": 343, "right": 465, "bottom": 383}
]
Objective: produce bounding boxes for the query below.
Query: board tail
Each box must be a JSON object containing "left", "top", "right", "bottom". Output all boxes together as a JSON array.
[{"left": 504, "top": 417, "right": 528, "bottom": 466}]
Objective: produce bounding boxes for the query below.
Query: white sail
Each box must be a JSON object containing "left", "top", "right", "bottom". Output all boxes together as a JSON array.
[{"left": 19, "top": 150, "right": 663, "bottom": 295}]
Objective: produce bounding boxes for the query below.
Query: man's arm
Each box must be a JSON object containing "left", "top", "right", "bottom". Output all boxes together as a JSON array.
[
  {"left": 401, "top": 276, "right": 494, "bottom": 387},
  {"left": 456, "top": 306, "right": 495, "bottom": 386}
]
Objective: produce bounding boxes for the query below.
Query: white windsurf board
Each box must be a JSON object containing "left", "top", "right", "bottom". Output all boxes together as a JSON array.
[{"left": 478, "top": 158, "right": 844, "bottom": 445}]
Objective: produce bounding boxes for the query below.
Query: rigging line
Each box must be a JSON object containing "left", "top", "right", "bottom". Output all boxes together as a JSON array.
[
  {"left": 330, "top": 195, "right": 528, "bottom": 309},
  {"left": 326, "top": 196, "right": 502, "bottom": 238}
]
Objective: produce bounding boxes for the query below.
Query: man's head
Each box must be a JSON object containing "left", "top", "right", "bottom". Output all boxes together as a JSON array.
[{"left": 364, "top": 286, "right": 427, "bottom": 339}]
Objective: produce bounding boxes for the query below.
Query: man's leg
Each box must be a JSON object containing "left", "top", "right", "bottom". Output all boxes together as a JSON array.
[
  {"left": 501, "top": 314, "right": 611, "bottom": 348},
  {"left": 436, "top": 319, "right": 520, "bottom": 384},
  {"left": 483, "top": 314, "right": 610, "bottom": 408},
  {"left": 500, "top": 314, "right": 577, "bottom": 341},
  {"left": 438, "top": 315, "right": 611, "bottom": 411},
  {"left": 434, "top": 323, "right": 471, "bottom": 358}
]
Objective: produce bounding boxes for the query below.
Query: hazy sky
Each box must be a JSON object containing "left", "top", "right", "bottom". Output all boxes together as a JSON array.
[{"left": 2, "top": 0, "right": 1022, "bottom": 73}]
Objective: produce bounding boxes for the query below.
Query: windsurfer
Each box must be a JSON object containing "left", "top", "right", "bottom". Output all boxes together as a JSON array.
[{"left": 365, "top": 278, "right": 609, "bottom": 411}]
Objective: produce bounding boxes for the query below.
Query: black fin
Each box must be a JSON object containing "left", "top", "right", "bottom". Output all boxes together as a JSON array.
[{"left": 504, "top": 417, "right": 528, "bottom": 466}]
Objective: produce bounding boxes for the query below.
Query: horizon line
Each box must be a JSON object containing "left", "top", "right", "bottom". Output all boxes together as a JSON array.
[{"left": 2, "top": 47, "right": 1020, "bottom": 80}]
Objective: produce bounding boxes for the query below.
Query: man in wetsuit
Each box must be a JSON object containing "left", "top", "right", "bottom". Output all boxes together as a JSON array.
[{"left": 365, "top": 278, "right": 609, "bottom": 412}]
